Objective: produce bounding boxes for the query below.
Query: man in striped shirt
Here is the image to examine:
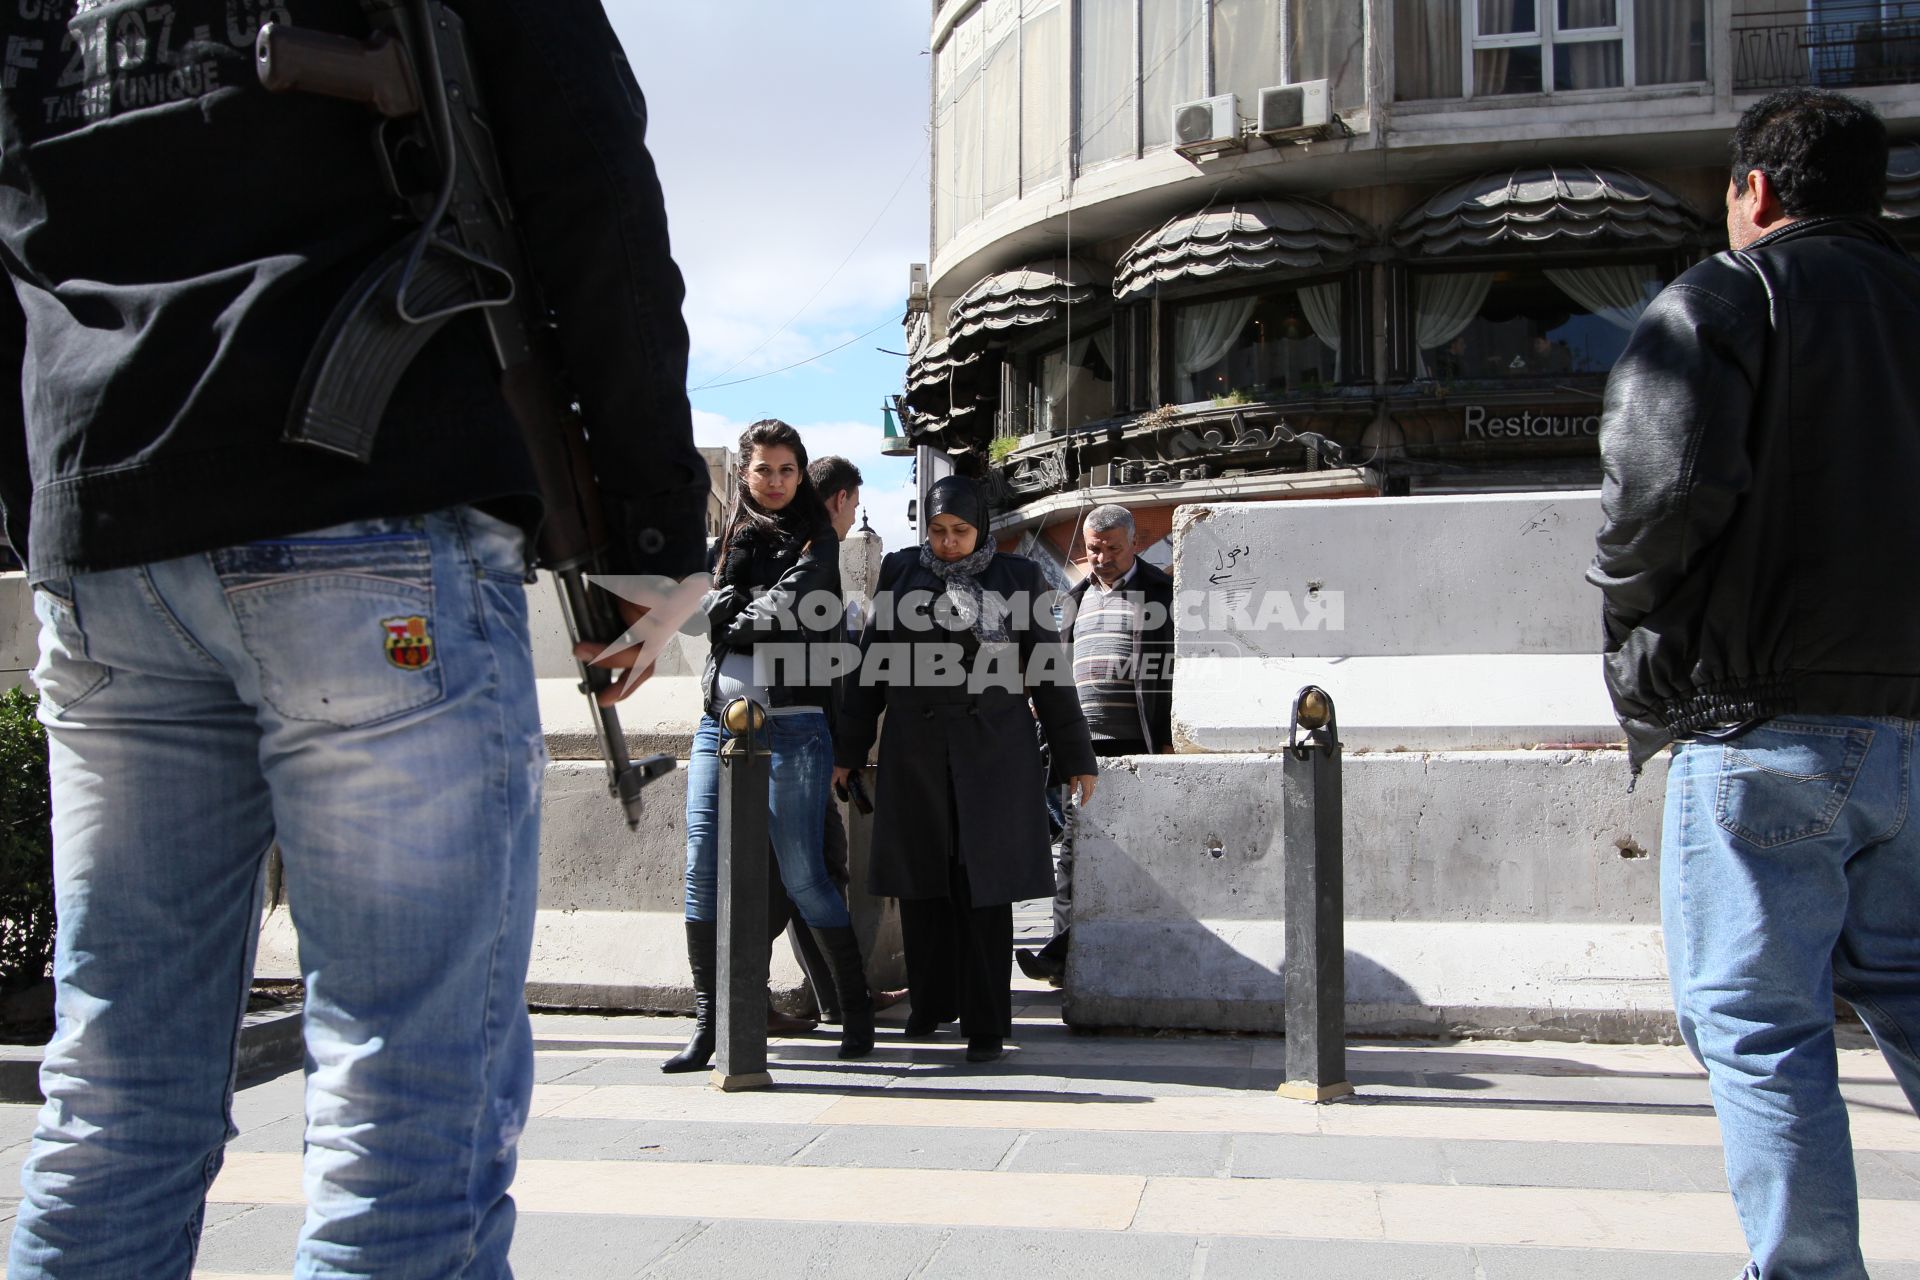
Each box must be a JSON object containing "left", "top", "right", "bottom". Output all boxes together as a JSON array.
[{"left": 1018, "top": 505, "right": 1174, "bottom": 985}]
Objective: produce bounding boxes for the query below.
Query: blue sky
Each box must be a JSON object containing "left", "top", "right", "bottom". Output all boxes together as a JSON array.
[{"left": 606, "top": 2, "right": 932, "bottom": 552}]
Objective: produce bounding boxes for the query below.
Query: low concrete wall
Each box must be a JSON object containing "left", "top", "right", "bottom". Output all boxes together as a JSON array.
[
  {"left": 1, "top": 572, "right": 35, "bottom": 691},
  {"left": 1065, "top": 751, "right": 1675, "bottom": 1041},
  {"left": 255, "top": 760, "right": 906, "bottom": 1013},
  {"left": 1172, "top": 492, "right": 1617, "bottom": 752}
]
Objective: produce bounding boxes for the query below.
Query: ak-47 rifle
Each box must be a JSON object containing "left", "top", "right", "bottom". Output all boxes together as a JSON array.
[{"left": 255, "top": 0, "right": 674, "bottom": 828}]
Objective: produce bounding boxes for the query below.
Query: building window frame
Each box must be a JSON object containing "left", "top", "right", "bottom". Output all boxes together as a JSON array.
[
  {"left": 1392, "top": 0, "right": 1710, "bottom": 104},
  {"left": 1152, "top": 268, "right": 1371, "bottom": 406},
  {"left": 1467, "top": 0, "right": 1637, "bottom": 96},
  {"left": 1391, "top": 249, "right": 1689, "bottom": 386}
]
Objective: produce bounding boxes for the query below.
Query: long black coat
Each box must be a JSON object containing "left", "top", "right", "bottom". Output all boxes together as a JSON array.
[{"left": 835, "top": 550, "right": 1096, "bottom": 906}]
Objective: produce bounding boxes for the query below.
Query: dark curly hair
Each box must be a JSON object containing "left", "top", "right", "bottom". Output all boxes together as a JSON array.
[
  {"left": 723, "top": 418, "right": 830, "bottom": 549},
  {"left": 1729, "top": 87, "right": 1888, "bottom": 219}
]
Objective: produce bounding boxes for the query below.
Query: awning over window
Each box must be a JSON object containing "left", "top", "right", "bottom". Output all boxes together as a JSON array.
[
  {"left": 947, "top": 259, "right": 1108, "bottom": 352},
  {"left": 1393, "top": 166, "right": 1698, "bottom": 256},
  {"left": 902, "top": 312, "right": 993, "bottom": 437},
  {"left": 1114, "top": 200, "right": 1369, "bottom": 301},
  {"left": 1888, "top": 142, "right": 1920, "bottom": 222}
]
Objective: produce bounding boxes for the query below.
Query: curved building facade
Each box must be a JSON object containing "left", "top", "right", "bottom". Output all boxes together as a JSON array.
[{"left": 901, "top": 0, "right": 1920, "bottom": 555}]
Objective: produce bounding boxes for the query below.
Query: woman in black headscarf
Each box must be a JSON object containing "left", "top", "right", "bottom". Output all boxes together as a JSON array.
[{"left": 832, "top": 476, "right": 1096, "bottom": 1062}]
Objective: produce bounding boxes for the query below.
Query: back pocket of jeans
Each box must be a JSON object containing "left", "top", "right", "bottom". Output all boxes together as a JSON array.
[
  {"left": 213, "top": 530, "right": 444, "bottom": 728},
  {"left": 1713, "top": 721, "right": 1871, "bottom": 849}
]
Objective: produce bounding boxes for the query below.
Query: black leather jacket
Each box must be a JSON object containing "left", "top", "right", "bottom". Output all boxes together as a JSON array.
[
  {"left": 1589, "top": 217, "right": 1920, "bottom": 770},
  {"left": 700, "top": 520, "right": 843, "bottom": 722},
  {"left": 0, "top": 0, "right": 707, "bottom": 582}
]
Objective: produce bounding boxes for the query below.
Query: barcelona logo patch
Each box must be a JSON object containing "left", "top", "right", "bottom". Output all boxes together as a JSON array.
[{"left": 383, "top": 616, "right": 435, "bottom": 670}]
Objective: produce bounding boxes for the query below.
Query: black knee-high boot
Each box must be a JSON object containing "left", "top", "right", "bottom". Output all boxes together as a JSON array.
[
  {"left": 810, "top": 925, "right": 874, "bottom": 1060},
  {"left": 662, "top": 921, "right": 716, "bottom": 1074}
]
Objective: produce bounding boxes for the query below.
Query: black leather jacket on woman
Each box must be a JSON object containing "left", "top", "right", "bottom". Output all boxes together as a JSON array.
[
  {"left": 1589, "top": 216, "right": 1920, "bottom": 770},
  {"left": 700, "top": 519, "right": 842, "bottom": 721}
]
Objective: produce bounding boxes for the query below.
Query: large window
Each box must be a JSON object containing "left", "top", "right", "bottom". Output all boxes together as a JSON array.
[
  {"left": 1077, "top": 0, "right": 1206, "bottom": 168},
  {"left": 1031, "top": 330, "right": 1117, "bottom": 432},
  {"left": 1411, "top": 264, "right": 1668, "bottom": 381},
  {"left": 936, "top": 1, "right": 1370, "bottom": 247},
  {"left": 935, "top": 0, "right": 1069, "bottom": 248},
  {"left": 1171, "top": 283, "right": 1347, "bottom": 403},
  {"left": 1214, "top": 0, "right": 1366, "bottom": 118},
  {"left": 1395, "top": 0, "right": 1707, "bottom": 100}
]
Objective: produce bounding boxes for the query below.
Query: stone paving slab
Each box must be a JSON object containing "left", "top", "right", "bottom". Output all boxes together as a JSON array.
[{"left": 0, "top": 1007, "right": 1915, "bottom": 1277}]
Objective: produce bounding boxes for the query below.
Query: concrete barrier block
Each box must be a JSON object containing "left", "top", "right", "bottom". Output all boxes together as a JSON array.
[
  {"left": 1171, "top": 493, "right": 1616, "bottom": 752},
  {"left": 1064, "top": 751, "right": 1676, "bottom": 1039},
  {"left": 1, "top": 571, "right": 36, "bottom": 691},
  {"left": 256, "top": 759, "right": 904, "bottom": 1013}
]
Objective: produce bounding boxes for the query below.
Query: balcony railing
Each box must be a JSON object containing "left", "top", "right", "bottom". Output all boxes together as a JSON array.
[{"left": 1734, "top": 3, "right": 1920, "bottom": 91}]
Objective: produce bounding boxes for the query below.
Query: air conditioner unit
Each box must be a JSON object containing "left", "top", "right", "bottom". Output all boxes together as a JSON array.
[
  {"left": 1172, "top": 94, "right": 1241, "bottom": 157},
  {"left": 906, "top": 262, "right": 929, "bottom": 314},
  {"left": 1256, "top": 79, "right": 1331, "bottom": 141}
]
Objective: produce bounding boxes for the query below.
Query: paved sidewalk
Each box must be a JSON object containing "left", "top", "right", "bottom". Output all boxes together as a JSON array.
[{"left": 0, "top": 975, "right": 1914, "bottom": 1277}]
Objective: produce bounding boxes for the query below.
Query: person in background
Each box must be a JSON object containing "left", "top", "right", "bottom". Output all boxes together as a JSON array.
[
  {"left": 667, "top": 422, "right": 873, "bottom": 1072},
  {"left": 0, "top": 2, "right": 706, "bottom": 1273},
  {"left": 1018, "top": 504, "right": 1173, "bottom": 987},
  {"left": 1590, "top": 87, "right": 1920, "bottom": 1279},
  {"left": 834, "top": 476, "right": 1095, "bottom": 1063}
]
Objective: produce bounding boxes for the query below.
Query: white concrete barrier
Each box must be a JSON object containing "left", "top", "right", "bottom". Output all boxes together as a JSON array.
[
  {"left": 1171, "top": 493, "right": 1616, "bottom": 752},
  {"left": 1, "top": 572, "right": 35, "bottom": 691},
  {"left": 1065, "top": 752, "right": 1675, "bottom": 1040}
]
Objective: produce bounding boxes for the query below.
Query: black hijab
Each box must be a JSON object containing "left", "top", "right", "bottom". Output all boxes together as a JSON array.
[
  {"left": 918, "top": 476, "right": 1006, "bottom": 643},
  {"left": 924, "top": 475, "right": 990, "bottom": 535}
]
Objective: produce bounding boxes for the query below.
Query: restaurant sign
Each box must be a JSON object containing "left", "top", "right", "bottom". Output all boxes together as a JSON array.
[{"left": 1463, "top": 405, "right": 1602, "bottom": 439}]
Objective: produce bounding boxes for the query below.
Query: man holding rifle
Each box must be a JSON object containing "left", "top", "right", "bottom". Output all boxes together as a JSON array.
[{"left": 0, "top": 1, "right": 703, "bottom": 1275}]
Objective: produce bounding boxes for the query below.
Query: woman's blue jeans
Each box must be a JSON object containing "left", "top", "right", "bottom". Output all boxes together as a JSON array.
[
  {"left": 1663, "top": 717, "right": 1920, "bottom": 1280},
  {"left": 683, "top": 709, "right": 849, "bottom": 928}
]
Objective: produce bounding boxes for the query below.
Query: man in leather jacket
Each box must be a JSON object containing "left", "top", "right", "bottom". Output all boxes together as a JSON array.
[
  {"left": 1, "top": 2, "right": 704, "bottom": 1275},
  {"left": 1589, "top": 88, "right": 1920, "bottom": 1280}
]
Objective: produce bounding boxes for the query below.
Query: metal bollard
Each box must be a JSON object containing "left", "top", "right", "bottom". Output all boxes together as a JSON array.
[
  {"left": 1277, "top": 686, "right": 1353, "bottom": 1103},
  {"left": 712, "top": 697, "right": 773, "bottom": 1092}
]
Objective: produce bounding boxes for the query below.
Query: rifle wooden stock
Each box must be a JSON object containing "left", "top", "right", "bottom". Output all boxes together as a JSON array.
[{"left": 255, "top": 25, "right": 422, "bottom": 118}]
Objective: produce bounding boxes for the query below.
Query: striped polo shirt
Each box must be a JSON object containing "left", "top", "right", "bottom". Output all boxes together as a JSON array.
[{"left": 1073, "top": 563, "right": 1147, "bottom": 743}]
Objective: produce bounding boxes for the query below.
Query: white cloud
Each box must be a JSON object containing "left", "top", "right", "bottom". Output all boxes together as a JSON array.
[{"left": 609, "top": 1, "right": 932, "bottom": 380}]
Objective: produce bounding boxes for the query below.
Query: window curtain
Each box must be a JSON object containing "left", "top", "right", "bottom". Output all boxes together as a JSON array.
[
  {"left": 1637, "top": 0, "right": 1706, "bottom": 84},
  {"left": 1558, "top": 0, "right": 1621, "bottom": 89},
  {"left": 1041, "top": 331, "right": 1116, "bottom": 430},
  {"left": 1393, "top": 0, "right": 1464, "bottom": 99},
  {"left": 1020, "top": 0, "right": 1065, "bottom": 194},
  {"left": 1077, "top": 0, "right": 1134, "bottom": 168},
  {"left": 1413, "top": 273, "right": 1493, "bottom": 374},
  {"left": 1212, "top": 0, "right": 1284, "bottom": 119},
  {"left": 934, "top": 40, "right": 959, "bottom": 248},
  {"left": 1293, "top": 0, "right": 1368, "bottom": 111},
  {"left": 1297, "top": 282, "right": 1344, "bottom": 381},
  {"left": 1174, "top": 297, "right": 1258, "bottom": 400},
  {"left": 1544, "top": 264, "right": 1663, "bottom": 332},
  {"left": 982, "top": 5, "right": 1020, "bottom": 212},
  {"left": 1143, "top": 0, "right": 1205, "bottom": 150}
]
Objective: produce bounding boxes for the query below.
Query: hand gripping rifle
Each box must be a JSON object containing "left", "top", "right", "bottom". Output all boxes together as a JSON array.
[{"left": 256, "top": 0, "right": 673, "bottom": 829}]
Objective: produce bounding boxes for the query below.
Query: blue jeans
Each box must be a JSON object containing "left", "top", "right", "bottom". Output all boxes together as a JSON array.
[
  {"left": 683, "top": 710, "right": 847, "bottom": 928},
  {"left": 9, "top": 508, "right": 545, "bottom": 1280},
  {"left": 1664, "top": 717, "right": 1920, "bottom": 1280}
]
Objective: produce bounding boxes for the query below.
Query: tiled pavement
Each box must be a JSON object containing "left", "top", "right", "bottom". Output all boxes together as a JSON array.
[{"left": 0, "top": 909, "right": 1913, "bottom": 1278}]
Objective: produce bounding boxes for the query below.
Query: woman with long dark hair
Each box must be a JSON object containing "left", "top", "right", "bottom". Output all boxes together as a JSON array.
[
  {"left": 664, "top": 419, "right": 872, "bottom": 1071},
  {"left": 832, "top": 476, "right": 1096, "bottom": 1063}
]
